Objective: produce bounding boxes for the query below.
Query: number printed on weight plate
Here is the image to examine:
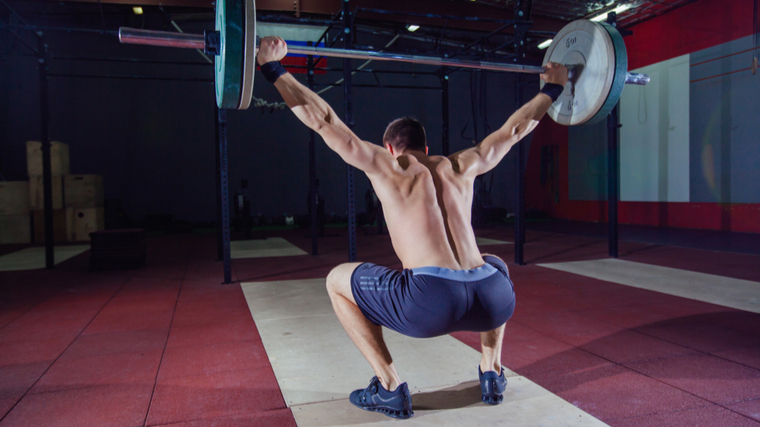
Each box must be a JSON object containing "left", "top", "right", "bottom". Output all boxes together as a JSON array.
[{"left": 565, "top": 36, "right": 577, "bottom": 49}]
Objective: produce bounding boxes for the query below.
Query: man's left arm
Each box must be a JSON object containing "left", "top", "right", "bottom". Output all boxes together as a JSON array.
[{"left": 259, "top": 37, "right": 390, "bottom": 176}]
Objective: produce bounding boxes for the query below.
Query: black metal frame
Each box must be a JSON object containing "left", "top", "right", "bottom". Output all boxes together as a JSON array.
[
  {"left": 2, "top": 3, "right": 55, "bottom": 268},
  {"left": 307, "top": 41, "right": 319, "bottom": 255},
  {"left": 513, "top": 0, "right": 532, "bottom": 266},
  {"left": 343, "top": 0, "right": 357, "bottom": 262},
  {"left": 607, "top": 12, "right": 620, "bottom": 258},
  {"left": 216, "top": 108, "right": 233, "bottom": 284}
]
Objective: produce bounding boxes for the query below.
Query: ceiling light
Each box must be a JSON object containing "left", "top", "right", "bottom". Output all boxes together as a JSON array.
[
  {"left": 538, "top": 39, "right": 552, "bottom": 49},
  {"left": 132, "top": 6, "right": 144, "bottom": 15},
  {"left": 590, "top": 3, "right": 633, "bottom": 21},
  {"left": 406, "top": 24, "right": 420, "bottom": 32}
]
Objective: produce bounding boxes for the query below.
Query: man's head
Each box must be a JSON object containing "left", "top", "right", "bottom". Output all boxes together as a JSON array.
[{"left": 383, "top": 117, "right": 427, "bottom": 156}]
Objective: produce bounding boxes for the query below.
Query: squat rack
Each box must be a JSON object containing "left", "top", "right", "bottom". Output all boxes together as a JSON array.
[{"left": 1, "top": 0, "right": 625, "bottom": 281}]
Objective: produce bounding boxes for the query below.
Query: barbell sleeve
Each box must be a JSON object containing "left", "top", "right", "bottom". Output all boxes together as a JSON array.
[
  {"left": 118, "top": 27, "right": 649, "bottom": 85},
  {"left": 119, "top": 27, "right": 206, "bottom": 50}
]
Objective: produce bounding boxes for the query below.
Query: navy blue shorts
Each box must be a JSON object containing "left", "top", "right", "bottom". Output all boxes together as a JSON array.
[{"left": 350, "top": 256, "right": 515, "bottom": 338}]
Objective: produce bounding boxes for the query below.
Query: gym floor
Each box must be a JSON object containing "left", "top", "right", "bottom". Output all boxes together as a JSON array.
[{"left": 0, "top": 224, "right": 759, "bottom": 426}]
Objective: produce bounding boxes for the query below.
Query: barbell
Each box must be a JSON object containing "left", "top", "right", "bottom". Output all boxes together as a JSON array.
[{"left": 118, "top": 0, "right": 650, "bottom": 125}]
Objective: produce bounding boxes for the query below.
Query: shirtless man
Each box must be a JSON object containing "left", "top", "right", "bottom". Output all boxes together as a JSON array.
[{"left": 258, "top": 36, "right": 568, "bottom": 419}]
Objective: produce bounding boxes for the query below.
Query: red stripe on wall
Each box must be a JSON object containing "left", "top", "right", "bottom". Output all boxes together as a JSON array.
[
  {"left": 551, "top": 201, "right": 760, "bottom": 234},
  {"left": 624, "top": 0, "right": 757, "bottom": 70}
]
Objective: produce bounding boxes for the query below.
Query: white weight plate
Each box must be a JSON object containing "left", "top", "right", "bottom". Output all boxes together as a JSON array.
[
  {"left": 237, "top": 0, "right": 256, "bottom": 110},
  {"left": 541, "top": 20, "right": 616, "bottom": 126}
]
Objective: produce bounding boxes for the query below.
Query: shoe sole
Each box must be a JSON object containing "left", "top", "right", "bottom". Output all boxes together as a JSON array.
[
  {"left": 481, "top": 394, "right": 504, "bottom": 405},
  {"left": 350, "top": 401, "right": 414, "bottom": 419}
]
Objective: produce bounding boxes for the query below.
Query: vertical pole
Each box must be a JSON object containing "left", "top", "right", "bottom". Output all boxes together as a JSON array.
[
  {"left": 608, "top": 105, "right": 619, "bottom": 257},
  {"left": 440, "top": 67, "right": 450, "bottom": 156},
  {"left": 343, "top": 0, "right": 357, "bottom": 262},
  {"left": 513, "top": 2, "right": 529, "bottom": 266},
  {"left": 607, "top": 12, "right": 619, "bottom": 258},
  {"left": 215, "top": 106, "right": 223, "bottom": 261},
  {"left": 218, "top": 108, "right": 233, "bottom": 283},
  {"left": 38, "top": 34, "right": 54, "bottom": 269},
  {"left": 307, "top": 41, "right": 319, "bottom": 255}
]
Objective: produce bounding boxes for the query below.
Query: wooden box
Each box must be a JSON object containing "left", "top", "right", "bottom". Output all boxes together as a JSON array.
[
  {"left": 66, "top": 207, "right": 105, "bottom": 242},
  {"left": 33, "top": 209, "right": 67, "bottom": 243},
  {"left": 0, "top": 214, "right": 31, "bottom": 244},
  {"left": 29, "top": 175, "right": 64, "bottom": 210},
  {"left": 0, "top": 181, "right": 30, "bottom": 215},
  {"left": 64, "top": 175, "right": 104, "bottom": 208},
  {"left": 26, "top": 140, "right": 70, "bottom": 176}
]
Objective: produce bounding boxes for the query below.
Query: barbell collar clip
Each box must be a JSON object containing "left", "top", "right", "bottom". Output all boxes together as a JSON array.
[{"left": 204, "top": 31, "right": 221, "bottom": 56}]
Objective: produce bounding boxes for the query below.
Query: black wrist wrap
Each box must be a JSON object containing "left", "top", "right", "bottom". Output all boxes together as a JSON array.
[
  {"left": 540, "top": 83, "right": 564, "bottom": 102},
  {"left": 261, "top": 61, "right": 287, "bottom": 84}
]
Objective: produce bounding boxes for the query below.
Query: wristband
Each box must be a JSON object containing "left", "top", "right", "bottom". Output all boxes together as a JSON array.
[
  {"left": 261, "top": 61, "right": 287, "bottom": 84},
  {"left": 540, "top": 83, "right": 564, "bottom": 102}
]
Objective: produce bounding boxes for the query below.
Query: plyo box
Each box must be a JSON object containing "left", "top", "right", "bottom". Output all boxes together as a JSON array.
[
  {"left": 33, "top": 209, "right": 67, "bottom": 242},
  {"left": 29, "top": 175, "right": 64, "bottom": 210},
  {"left": 66, "top": 207, "right": 105, "bottom": 242},
  {"left": 0, "top": 181, "right": 30, "bottom": 215},
  {"left": 0, "top": 214, "right": 31, "bottom": 244},
  {"left": 26, "top": 141, "right": 70, "bottom": 176},
  {"left": 64, "top": 175, "right": 104, "bottom": 208}
]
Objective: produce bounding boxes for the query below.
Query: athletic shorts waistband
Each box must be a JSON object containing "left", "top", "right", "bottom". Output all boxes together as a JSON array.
[{"left": 410, "top": 263, "right": 498, "bottom": 281}]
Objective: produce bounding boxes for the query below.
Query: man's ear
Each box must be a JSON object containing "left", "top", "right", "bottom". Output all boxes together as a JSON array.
[
  {"left": 425, "top": 146, "right": 429, "bottom": 155},
  {"left": 388, "top": 144, "right": 395, "bottom": 156}
]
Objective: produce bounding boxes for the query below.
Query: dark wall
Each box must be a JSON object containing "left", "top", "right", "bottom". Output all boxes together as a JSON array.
[{"left": 1, "top": 25, "right": 536, "bottom": 224}]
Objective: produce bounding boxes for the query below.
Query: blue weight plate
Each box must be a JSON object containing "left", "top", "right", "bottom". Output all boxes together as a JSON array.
[{"left": 215, "top": 0, "right": 244, "bottom": 109}]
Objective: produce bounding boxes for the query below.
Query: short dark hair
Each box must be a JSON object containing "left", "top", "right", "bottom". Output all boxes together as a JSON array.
[{"left": 383, "top": 117, "right": 427, "bottom": 152}]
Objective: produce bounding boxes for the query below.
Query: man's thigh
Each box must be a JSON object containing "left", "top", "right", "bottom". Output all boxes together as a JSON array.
[{"left": 326, "top": 262, "right": 363, "bottom": 304}]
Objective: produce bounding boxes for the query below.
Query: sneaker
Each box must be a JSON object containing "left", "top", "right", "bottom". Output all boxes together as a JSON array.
[
  {"left": 349, "top": 376, "right": 414, "bottom": 419},
  {"left": 478, "top": 366, "right": 507, "bottom": 405}
]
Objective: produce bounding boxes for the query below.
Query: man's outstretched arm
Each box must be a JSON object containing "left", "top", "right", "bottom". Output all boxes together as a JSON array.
[
  {"left": 449, "top": 63, "right": 568, "bottom": 177},
  {"left": 258, "top": 37, "right": 390, "bottom": 176}
]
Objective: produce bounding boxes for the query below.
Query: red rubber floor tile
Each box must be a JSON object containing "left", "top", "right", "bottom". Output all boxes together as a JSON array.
[
  {"left": 157, "top": 341, "right": 269, "bottom": 380},
  {"left": 183, "top": 261, "right": 239, "bottom": 282},
  {"left": 84, "top": 306, "right": 175, "bottom": 334},
  {"left": 0, "top": 337, "right": 76, "bottom": 366},
  {"left": 610, "top": 404, "right": 760, "bottom": 427},
  {"left": 166, "top": 320, "right": 260, "bottom": 349},
  {"left": 726, "top": 399, "right": 760, "bottom": 422},
  {"left": 634, "top": 319, "right": 760, "bottom": 354},
  {"left": 62, "top": 329, "right": 169, "bottom": 359},
  {"left": 0, "top": 313, "right": 92, "bottom": 342},
  {"left": 171, "top": 300, "right": 253, "bottom": 328},
  {"left": 624, "top": 354, "right": 760, "bottom": 404},
  {"left": 146, "top": 368, "right": 285, "bottom": 426},
  {"left": 0, "top": 383, "right": 154, "bottom": 427},
  {"left": 697, "top": 311, "right": 760, "bottom": 337},
  {"left": 529, "top": 364, "right": 708, "bottom": 421},
  {"left": 579, "top": 329, "right": 698, "bottom": 364},
  {"left": 177, "top": 281, "right": 246, "bottom": 303},
  {"left": 30, "top": 349, "right": 163, "bottom": 394},
  {"left": 149, "top": 408, "right": 297, "bottom": 427},
  {"left": 714, "top": 347, "right": 760, "bottom": 371},
  {"left": 515, "top": 309, "right": 626, "bottom": 346},
  {"left": 0, "top": 361, "right": 51, "bottom": 417}
]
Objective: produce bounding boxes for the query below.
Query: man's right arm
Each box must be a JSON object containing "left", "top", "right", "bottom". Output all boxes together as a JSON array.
[{"left": 449, "top": 63, "right": 568, "bottom": 178}]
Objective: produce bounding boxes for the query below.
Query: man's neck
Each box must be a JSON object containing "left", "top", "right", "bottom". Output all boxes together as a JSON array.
[{"left": 400, "top": 149, "right": 427, "bottom": 161}]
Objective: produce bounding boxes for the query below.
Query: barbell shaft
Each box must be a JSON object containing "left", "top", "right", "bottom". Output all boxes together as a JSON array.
[{"left": 118, "top": 27, "right": 649, "bottom": 85}]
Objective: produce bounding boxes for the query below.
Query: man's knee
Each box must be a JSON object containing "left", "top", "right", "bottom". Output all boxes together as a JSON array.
[{"left": 326, "top": 262, "right": 361, "bottom": 297}]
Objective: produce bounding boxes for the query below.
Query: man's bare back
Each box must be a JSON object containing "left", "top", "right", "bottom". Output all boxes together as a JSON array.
[{"left": 369, "top": 151, "right": 484, "bottom": 270}]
